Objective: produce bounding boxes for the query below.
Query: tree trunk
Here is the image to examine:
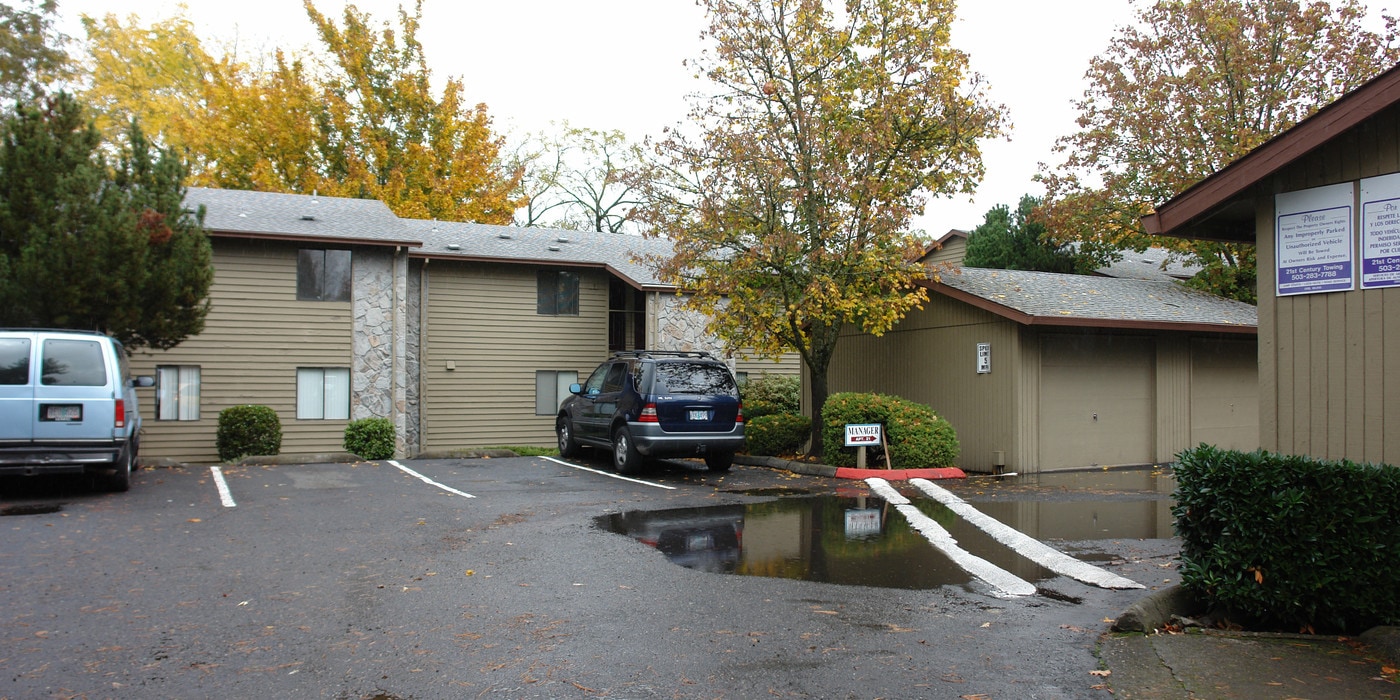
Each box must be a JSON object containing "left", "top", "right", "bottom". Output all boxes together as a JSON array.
[
  {"left": 803, "top": 322, "right": 839, "bottom": 458},
  {"left": 807, "top": 367, "right": 829, "bottom": 458}
]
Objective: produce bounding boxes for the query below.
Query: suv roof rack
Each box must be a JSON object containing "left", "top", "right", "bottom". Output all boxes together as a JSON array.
[{"left": 609, "top": 350, "right": 720, "bottom": 361}]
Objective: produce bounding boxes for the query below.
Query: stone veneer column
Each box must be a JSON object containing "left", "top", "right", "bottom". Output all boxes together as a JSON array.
[{"left": 351, "top": 248, "right": 406, "bottom": 456}]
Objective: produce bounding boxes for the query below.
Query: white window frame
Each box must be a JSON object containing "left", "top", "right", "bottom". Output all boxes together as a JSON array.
[
  {"left": 297, "top": 367, "right": 350, "bottom": 420},
  {"left": 156, "top": 365, "right": 201, "bottom": 421},
  {"left": 535, "top": 370, "right": 579, "bottom": 415}
]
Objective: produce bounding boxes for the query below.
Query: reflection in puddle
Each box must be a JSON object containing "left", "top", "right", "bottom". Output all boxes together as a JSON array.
[
  {"left": 971, "top": 499, "right": 1175, "bottom": 541},
  {"left": 989, "top": 467, "right": 1177, "bottom": 494},
  {"left": 599, "top": 496, "right": 1081, "bottom": 589}
]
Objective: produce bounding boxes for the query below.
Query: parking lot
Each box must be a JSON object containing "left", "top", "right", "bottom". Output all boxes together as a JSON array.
[{"left": 0, "top": 456, "right": 1179, "bottom": 699}]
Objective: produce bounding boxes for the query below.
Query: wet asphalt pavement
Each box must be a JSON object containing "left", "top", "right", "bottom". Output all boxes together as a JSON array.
[{"left": 0, "top": 456, "right": 1182, "bottom": 699}]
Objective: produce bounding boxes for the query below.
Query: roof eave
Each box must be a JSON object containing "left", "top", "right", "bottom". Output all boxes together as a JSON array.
[
  {"left": 209, "top": 229, "right": 421, "bottom": 248},
  {"left": 921, "top": 280, "right": 1256, "bottom": 335},
  {"left": 1144, "top": 61, "right": 1400, "bottom": 241}
]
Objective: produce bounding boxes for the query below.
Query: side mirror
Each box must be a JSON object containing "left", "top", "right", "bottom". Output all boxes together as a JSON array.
[
  {"left": 132, "top": 376, "right": 155, "bottom": 388},
  {"left": 569, "top": 383, "right": 582, "bottom": 395}
]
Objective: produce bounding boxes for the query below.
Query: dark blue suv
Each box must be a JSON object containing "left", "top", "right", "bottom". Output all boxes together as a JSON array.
[{"left": 556, "top": 351, "right": 744, "bottom": 474}]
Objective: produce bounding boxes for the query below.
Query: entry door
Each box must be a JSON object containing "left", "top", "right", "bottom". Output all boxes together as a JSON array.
[{"left": 1038, "top": 335, "right": 1156, "bottom": 470}]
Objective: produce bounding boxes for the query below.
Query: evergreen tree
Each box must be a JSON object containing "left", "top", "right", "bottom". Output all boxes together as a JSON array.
[
  {"left": 0, "top": 92, "right": 212, "bottom": 351},
  {"left": 963, "top": 195, "right": 1085, "bottom": 273}
]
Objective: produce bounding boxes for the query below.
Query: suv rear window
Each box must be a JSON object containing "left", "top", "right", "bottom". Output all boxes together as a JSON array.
[
  {"left": 41, "top": 339, "right": 108, "bottom": 386},
  {"left": 651, "top": 362, "right": 737, "bottom": 396},
  {"left": 0, "top": 338, "right": 30, "bottom": 385}
]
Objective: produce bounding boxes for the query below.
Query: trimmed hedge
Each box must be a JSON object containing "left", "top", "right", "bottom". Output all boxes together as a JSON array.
[
  {"left": 820, "top": 392, "right": 959, "bottom": 468},
  {"left": 1174, "top": 445, "right": 1400, "bottom": 632},
  {"left": 344, "top": 417, "right": 396, "bottom": 460},
  {"left": 742, "top": 372, "right": 800, "bottom": 420},
  {"left": 216, "top": 405, "right": 282, "bottom": 462},
  {"left": 745, "top": 412, "right": 811, "bottom": 456}
]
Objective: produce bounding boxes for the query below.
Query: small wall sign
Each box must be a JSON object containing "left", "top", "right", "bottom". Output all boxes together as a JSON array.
[{"left": 977, "top": 342, "right": 991, "bottom": 374}]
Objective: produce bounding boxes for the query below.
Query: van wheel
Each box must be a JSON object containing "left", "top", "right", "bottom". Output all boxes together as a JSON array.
[
  {"left": 613, "top": 427, "right": 643, "bottom": 475},
  {"left": 100, "top": 444, "right": 133, "bottom": 493}
]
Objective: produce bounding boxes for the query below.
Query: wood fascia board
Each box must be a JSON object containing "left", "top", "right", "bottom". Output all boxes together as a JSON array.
[
  {"left": 210, "top": 230, "right": 422, "bottom": 248},
  {"left": 409, "top": 251, "right": 673, "bottom": 292}
]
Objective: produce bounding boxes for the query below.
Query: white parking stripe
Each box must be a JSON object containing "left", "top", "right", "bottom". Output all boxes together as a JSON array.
[
  {"left": 908, "top": 478, "right": 1145, "bottom": 590},
  {"left": 540, "top": 456, "right": 678, "bottom": 490},
  {"left": 867, "top": 478, "right": 1036, "bottom": 597},
  {"left": 210, "top": 466, "right": 236, "bottom": 507},
  {"left": 388, "top": 460, "right": 477, "bottom": 499}
]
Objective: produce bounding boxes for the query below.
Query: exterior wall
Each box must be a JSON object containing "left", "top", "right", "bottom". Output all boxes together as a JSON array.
[
  {"left": 828, "top": 294, "right": 1023, "bottom": 473},
  {"left": 649, "top": 291, "right": 801, "bottom": 377},
  {"left": 827, "top": 297, "right": 1259, "bottom": 473},
  {"left": 924, "top": 237, "right": 967, "bottom": 267},
  {"left": 419, "top": 262, "right": 609, "bottom": 451},
  {"left": 351, "top": 248, "right": 409, "bottom": 455},
  {"left": 1255, "top": 104, "right": 1400, "bottom": 464},
  {"left": 131, "top": 238, "right": 364, "bottom": 462}
]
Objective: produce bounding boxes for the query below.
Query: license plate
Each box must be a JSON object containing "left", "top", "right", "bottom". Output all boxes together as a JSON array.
[
  {"left": 688, "top": 409, "right": 708, "bottom": 421},
  {"left": 43, "top": 404, "right": 82, "bottom": 422}
]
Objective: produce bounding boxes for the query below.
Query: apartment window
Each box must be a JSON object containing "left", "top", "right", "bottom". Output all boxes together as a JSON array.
[
  {"left": 297, "top": 367, "right": 350, "bottom": 419},
  {"left": 535, "top": 370, "right": 579, "bottom": 415},
  {"left": 297, "top": 249, "right": 352, "bottom": 301},
  {"left": 537, "top": 270, "right": 579, "bottom": 315},
  {"left": 156, "top": 365, "right": 201, "bottom": 421}
]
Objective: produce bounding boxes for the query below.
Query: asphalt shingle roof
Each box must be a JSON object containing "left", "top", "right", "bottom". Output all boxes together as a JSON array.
[
  {"left": 1094, "top": 247, "right": 1200, "bottom": 281},
  {"left": 933, "top": 267, "right": 1257, "bottom": 330},
  {"left": 185, "top": 187, "right": 418, "bottom": 246},
  {"left": 403, "top": 218, "right": 673, "bottom": 288}
]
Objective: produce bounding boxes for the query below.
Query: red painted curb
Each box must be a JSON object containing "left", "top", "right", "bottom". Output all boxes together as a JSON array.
[{"left": 833, "top": 467, "right": 966, "bottom": 480}]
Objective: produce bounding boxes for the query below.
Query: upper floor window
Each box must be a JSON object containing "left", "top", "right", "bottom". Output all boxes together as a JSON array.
[
  {"left": 537, "top": 270, "right": 579, "bottom": 315},
  {"left": 298, "top": 249, "right": 352, "bottom": 301}
]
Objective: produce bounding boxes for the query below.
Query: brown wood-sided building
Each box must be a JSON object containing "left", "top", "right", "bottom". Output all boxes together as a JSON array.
[{"left": 1142, "top": 63, "right": 1400, "bottom": 466}]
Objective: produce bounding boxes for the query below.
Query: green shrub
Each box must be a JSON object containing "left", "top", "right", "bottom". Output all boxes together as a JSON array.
[
  {"left": 742, "top": 372, "right": 800, "bottom": 420},
  {"left": 1174, "top": 445, "right": 1400, "bottom": 632},
  {"left": 344, "top": 417, "right": 396, "bottom": 460},
  {"left": 820, "top": 392, "right": 959, "bottom": 468},
  {"left": 216, "top": 405, "right": 282, "bottom": 462},
  {"left": 745, "top": 412, "right": 811, "bottom": 456}
]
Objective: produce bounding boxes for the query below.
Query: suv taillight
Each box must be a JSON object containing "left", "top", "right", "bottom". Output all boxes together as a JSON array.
[
  {"left": 736, "top": 402, "right": 744, "bottom": 423},
  {"left": 639, "top": 403, "right": 659, "bottom": 422},
  {"left": 114, "top": 398, "right": 126, "bottom": 428}
]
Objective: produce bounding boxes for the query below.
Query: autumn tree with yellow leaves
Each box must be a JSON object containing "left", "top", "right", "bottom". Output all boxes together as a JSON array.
[
  {"left": 1039, "top": 0, "right": 1400, "bottom": 303},
  {"left": 78, "top": 1, "right": 520, "bottom": 224},
  {"left": 632, "top": 0, "right": 1007, "bottom": 455}
]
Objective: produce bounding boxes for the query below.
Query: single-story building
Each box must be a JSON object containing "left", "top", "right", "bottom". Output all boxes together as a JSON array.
[
  {"left": 1141, "top": 61, "right": 1400, "bottom": 466},
  {"left": 826, "top": 267, "right": 1258, "bottom": 473},
  {"left": 130, "top": 187, "right": 797, "bottom": 463}
]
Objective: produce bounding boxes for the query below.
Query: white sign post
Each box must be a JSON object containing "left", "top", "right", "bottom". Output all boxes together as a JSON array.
[{"left": 844, "top": 423, "right": 883, "bottom": 469}]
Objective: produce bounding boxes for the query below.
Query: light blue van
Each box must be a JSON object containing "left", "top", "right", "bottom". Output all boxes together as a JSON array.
[{"left": 0, "top": 329, "right": 153, "bottom": 491}]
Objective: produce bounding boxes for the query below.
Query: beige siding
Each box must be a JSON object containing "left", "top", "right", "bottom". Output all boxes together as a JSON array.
[
  {"left": 734, "top": 353, "right": 801, "bottom": 379},
  {"left": 1154, "top": 336, "right": 1191, "bottom": 463},
  {"left": 131, "top": 239, "right": 354, "bottom": 462},
  {"left": 421, "top": 263, "right": 608, "bottom": 450},
  {"left": 1256, "top": 104, "right": 1400, "bottom": 465},
  {"left": 1188, "top": 338, "right": 1259, "bottom": 451},
  {"left": 828, "top": 295, "right": 1022, "bottom": 473},
  {"left": 924, "top": 237, "right": 967, "bottom": 266},
  {"left": 1038, "top": 334, "right": 1156, "bottom": 470}
]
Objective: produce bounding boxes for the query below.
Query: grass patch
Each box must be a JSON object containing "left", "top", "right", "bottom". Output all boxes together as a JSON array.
[{"left": 485, "top": 445, "right": 559, "bottom": 457}]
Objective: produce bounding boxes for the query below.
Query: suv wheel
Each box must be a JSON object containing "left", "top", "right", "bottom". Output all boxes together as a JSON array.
[
  {"left": 556, "top": 419, "right": 581, "bottom": 458},
  {"left": 704, "top": 452, "right": 733, "bottom": 472},
  {"left": 613, "top": 427, "right": 643, "bottom": 475}
]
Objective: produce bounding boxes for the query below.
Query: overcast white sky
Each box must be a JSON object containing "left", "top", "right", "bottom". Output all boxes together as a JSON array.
[{"left": 56, "top": 0, "right": 1140, "bottom": 233}]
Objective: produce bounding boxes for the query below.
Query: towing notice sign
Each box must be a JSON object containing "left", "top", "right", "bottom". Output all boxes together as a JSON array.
[{"left": 844, "top": 423, "right": 882, "bottom": 447}]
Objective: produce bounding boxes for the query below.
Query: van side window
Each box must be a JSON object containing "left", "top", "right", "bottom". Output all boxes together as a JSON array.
[
  {"left": 0, "top": 338, "right": 30, "bottom": 385},
  {"left": 41, "top": 339, "right": 108, "bottom": 386}
]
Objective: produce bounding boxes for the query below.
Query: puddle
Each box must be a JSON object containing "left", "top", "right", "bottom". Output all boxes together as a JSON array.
[
  {"left": 982, "top": 466, "right": 1177, "bottom": 494},
  {"left": 970, "top": 499, "right": 1175, "bottom": 540},
  {"left": 1, "top": 503, "right": 63, "bottom": 516},
  {"left": 597, "top": 495, "right": 1089, "bottom": 589},
  {"left": 721, "top": 487, "right": 814, "bottom": 497}
]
